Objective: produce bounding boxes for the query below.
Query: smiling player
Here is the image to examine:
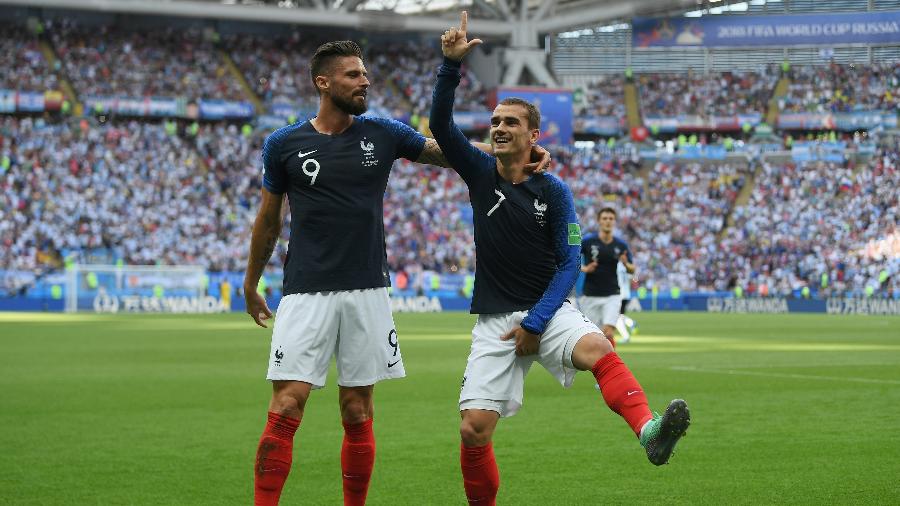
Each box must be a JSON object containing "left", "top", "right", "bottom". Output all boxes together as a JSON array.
[
  {"left": 429, "top": 12, "right": 691, "bottom": 506},
  {"left": 243, "top": 40, "right": 550, "bottom": 506}
]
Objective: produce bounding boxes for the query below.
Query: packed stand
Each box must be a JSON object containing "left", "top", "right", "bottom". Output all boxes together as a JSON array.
[
  {"left": 780, "top": 63, "right": 900, "bottom": 113},
  {"left": 384, "top": 159, "right": 475, "bottom": 275},
  {"left": 227, "top": 32, "right": 324, "bottom": 113},
  {"left": 0, "top": 116, "right": 267, "bottom": 274},
  {"left": 0, "top": 25, "right": 59, "bottom": 92},
  {"left": 372, "top": 42, "right": 490, "bottom": 118},
  {"left": 721, "top": 143, "right": 899, "bottom": 297},
  {"left": 50, "top": 21, "right": 246, "bottom": 102},
  {"left": 639, "top": 68, "right": 777, "bottom": 117},
  {"left": 576, "top": 75, "right": 626, "bottom": 118}
]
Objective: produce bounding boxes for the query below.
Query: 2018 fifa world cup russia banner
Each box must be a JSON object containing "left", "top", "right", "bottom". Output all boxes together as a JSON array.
[
  {"left": 633, "top": 11, "right": 900, "bottom": 48},
  {"left": 496, "top": 87, "right": 573, "bottom": 145}
]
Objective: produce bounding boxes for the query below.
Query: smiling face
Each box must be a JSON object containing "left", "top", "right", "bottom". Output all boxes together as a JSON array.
[
  {"left": 490, "top": 103, "right": 539, "bottom": 157},
  {"left": 315, "top": 55, "right": 369, "bottom": 115}
]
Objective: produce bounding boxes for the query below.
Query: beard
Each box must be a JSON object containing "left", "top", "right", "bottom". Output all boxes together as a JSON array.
[{"left": 332, "top": 92, "right": 368, "bottom": 116}]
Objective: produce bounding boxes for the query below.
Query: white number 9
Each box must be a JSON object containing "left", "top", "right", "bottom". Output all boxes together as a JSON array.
[{"left": 302, "top": 158, "right": 320, "bottom": 185}]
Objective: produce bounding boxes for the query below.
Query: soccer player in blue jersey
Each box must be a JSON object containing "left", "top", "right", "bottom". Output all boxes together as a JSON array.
[
  {"left": 431, "top": 13, "right": 690, "bottom": 505},
  {"left": 581, "top": 207, "right": 636, "bottom": 346},
  {"left": 242, "top": 40, "right": 549, "bottom": 506}
]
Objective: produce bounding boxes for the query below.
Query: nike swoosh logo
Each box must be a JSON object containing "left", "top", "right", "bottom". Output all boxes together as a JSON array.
[
  {"left": 387, "top": 360, "right": 401, "bottom": 368},
  {"left": 297, "top": 149, "right": 317, "bottom": 158},
  {"left": 627, "top": 390, "right": 641, "bottom": 396}
]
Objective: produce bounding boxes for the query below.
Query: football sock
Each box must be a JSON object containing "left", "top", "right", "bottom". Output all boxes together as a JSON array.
[
  {"left": 341, "top": 418, "right": 376, "bottom": 506},
  {"left": 461, "top": 442, "right": 499, "bottom": 506},
  {"left": 592, "top": 352, "right": 654, "bottom": 437},
  {"left": 255, "top": 411, "right": 300, "bottom": 506}
]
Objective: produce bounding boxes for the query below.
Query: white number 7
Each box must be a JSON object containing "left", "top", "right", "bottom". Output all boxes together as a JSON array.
[{"left": 487, "top": 189, "right": 506, "bottom": 217}]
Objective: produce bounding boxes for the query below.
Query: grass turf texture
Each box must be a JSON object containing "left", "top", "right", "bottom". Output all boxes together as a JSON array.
[{"left": 1, "top": 311, "right": 899, "bottom": 505}]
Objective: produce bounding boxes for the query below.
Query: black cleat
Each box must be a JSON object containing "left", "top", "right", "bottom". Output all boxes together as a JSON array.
[{"left": 639, "top": 399, "right": 691, "bottom": 466}]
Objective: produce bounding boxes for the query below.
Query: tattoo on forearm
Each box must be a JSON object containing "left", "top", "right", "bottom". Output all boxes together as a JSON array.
[
  {"left": 251, "top": 229, "right": 279, "bottom": 274},
  {"left": 261, "top": 233, "right": 277, "bottom": 265},
  {"left": 417, "top": 138, "right": 450, "bottom": 167}
]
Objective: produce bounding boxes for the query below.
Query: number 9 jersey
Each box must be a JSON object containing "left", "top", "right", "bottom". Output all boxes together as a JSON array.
[{"left": 261, "top": 117, "right": 425, "bottom": 295}]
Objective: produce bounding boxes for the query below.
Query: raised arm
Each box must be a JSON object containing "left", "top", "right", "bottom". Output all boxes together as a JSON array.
[
  {"left": 519, "top": 178, "right": 582, "bottom": 335},
  {"left": 428, "top": 54, "right": 493, "bottom": 180},
  {"left": 417, "top": 136, "right": 550, "bottom": 172}
]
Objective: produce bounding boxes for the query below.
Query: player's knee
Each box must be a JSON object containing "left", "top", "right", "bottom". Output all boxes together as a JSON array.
[
  {"left": 459, "top": 418, "right": 493, "bottom": 447},
  {"left": 270, "top": 392, "right": 306, "bottom": 419},
  {"left": 270, "top": 384, "right": 310, "bottom": 419},
  {"left": 572, "top": 332, "right": 614, "bottom": 370},
  {"left": 339, "top": 390, "right": 373, "bottom": 424}
]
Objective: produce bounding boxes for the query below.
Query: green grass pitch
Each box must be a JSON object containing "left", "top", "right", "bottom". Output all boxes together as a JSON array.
[{"left": 1, "top": 311, "right": 899, "bottom": 505}]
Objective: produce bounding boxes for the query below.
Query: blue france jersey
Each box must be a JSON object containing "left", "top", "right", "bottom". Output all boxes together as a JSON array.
[
  {"left": 429, "top": 58, "right": 581, "bottom": 335},
  {"left": 261, "top": 117, "right": 425, "bottom": 294},
  {"left": 581, "top": 233, "right": 632, "bottom": 297}
]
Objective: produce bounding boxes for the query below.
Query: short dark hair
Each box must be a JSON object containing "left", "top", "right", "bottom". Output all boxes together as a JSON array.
[
  {"left": 598, "top": 207, "right": 617, "bottom": 218},
  {"left": 310, "top": 40, "right": 363, "bottom": 93},
  {"left": 498, "top": 97, "right": 541, "bottom": 130}
]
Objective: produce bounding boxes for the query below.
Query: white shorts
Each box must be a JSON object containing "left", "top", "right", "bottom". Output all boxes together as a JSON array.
[
  {"left": 267, "top": 288, "right": 404, "bottom": 388},
  {"left": 458, "top": 301, "right": 601, "bottom": 418},
  {"left": 579, "top": 295, "right": 622, "bottom": 327}
]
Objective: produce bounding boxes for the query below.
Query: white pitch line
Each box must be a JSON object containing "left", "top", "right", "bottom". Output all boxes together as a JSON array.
[{"left": 671, "top": 366, "right": 900, "bottom": 385}]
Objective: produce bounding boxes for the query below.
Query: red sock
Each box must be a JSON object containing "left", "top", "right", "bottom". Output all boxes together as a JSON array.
[
  {"left": 460, "top": 443, "right": 499, "bottom": 506},
  {"left": 341, "top": 419, "right": 376, "bottom": 506},
  {"left": 592, "top": 352, "right": 653, "bottom": 437},
  {"left": 255, "top": 411, "right": 300, "bottom": 506}
]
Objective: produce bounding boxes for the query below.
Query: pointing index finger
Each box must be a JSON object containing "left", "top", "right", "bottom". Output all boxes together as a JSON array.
[{"left": 460, "top": 10, "right": 468, "bottom": 33}]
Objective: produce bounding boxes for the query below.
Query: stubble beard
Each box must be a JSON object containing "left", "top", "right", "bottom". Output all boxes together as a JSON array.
[{"left": 333, "top": 93, "right": 367, "bottom": 116}]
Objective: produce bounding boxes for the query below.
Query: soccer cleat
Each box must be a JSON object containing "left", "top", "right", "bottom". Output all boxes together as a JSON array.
[{"left": 639, "top": 399, "right": 690, "bottom": 466}]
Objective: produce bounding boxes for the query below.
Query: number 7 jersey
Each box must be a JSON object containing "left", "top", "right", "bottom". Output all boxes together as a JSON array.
[
  {"left": 261, "top": 117, "right": 425, "bottom": 295},
  {"left": 428, "top": 57, "right": 581, "bottom": 335}
]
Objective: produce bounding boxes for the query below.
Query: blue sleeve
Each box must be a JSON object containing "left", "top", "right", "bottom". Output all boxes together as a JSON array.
[
  {"left": 520, "top": 176, "right": 581, "bottom": 335},
  {"left": 429, "top": 57, "right": 495, "bottom": 183},
  {"left": 261, "top": 126, "right": 291, "bottom": 194},
  {"left": 367, "top": 116, "right": 426, "bottom": 161},
  {"left": 619, "top": 238, "right": 633, "bottom": 262}
]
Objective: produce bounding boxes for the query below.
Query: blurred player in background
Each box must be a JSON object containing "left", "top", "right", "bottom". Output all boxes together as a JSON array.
[
  {"left": 580, "top": 207, "right": 635, "bottom": 346},
  {"left": 615, "top": 261, "right": 637, "bottom": 343},
  {"left": 243, "top": 40, "right": 550, "bottom": 505},
  {"left": 431, "top": 13, "right": 690, "bottom": 505}
]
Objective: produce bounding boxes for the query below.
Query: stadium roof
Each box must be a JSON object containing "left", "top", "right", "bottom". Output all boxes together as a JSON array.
[{"left": 1, "top": 0, "right": 706, "bottom": 35}]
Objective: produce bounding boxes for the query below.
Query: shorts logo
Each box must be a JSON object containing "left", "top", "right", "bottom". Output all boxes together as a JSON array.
[
  {"left": 461, "top": 375, "right": 466, "bottom": 388},
  {"left": 387, "top": 329, "right": 400, "bottom": 368},
  {"left": 273, "top": 347, "right": 284, "bottom": 366}
]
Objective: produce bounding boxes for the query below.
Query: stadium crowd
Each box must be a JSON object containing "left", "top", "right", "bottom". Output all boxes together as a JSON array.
[
  {"left": 575, "top": 75, "right": 626, "bottom": 119},
  {"left": 780, "top": 63, "right": 900, "bottom": 113},
  {"left": 0, "top": 26, "right": 58, "bottom": 93},
  {"left": 720, "top": 142, "right": 899, "bottom": 298},
  {"left": 2, "top": 114, "right": 897, "bottom": 298},
  {"left": 638, "top": 68, "right": 778, "bottom": 117},
  {"left": 50, "top": 21, "right": 247, "bottom": 102},
  {"left": 1, "top": 18, "right": 897, "bottom": 300}
]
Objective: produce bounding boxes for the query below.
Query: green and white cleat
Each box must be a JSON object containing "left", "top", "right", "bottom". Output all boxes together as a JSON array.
[{"left": 640, "top": 399, "right": 690, "bottom": 466}]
